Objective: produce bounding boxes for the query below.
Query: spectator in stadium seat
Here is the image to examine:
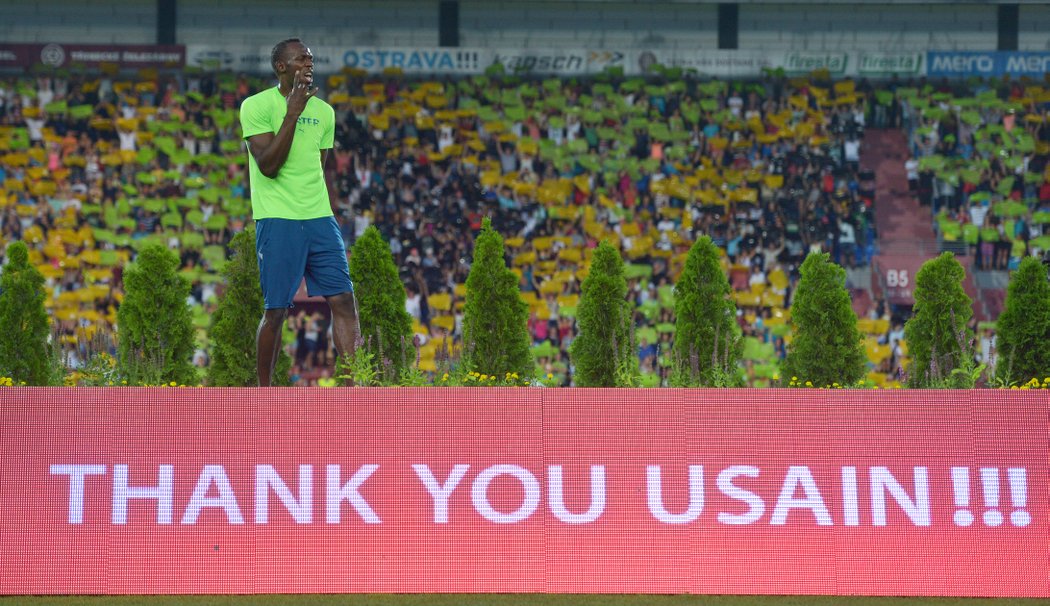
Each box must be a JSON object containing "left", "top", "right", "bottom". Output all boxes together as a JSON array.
[
  {"left": 837, "top": 218, "right": 857, "bottom": 269},
  {"left": 2, "top": 57, "right": 901, "bottom": 385},
  {"left": 240, "top": 38, "right": 359, "bottom": 386}
]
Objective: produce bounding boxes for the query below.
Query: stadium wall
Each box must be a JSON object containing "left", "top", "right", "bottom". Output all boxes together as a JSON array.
[
  {"left": 2, "top": 387, "right": 1047, "bottom": 596},
  {"left": 738, "top": 3, "right": 997, "bottom": 52},
  {"left": 0, "top": 0, "right": 158, "bottom": 45},
  {"left": 1020, "top": 4, "right": 1050, "bottom": 51},
  {"left": 0, "top": 0, "right": 1038, "bottom": 52},
  {"left": 458, "top": 1, "right": 720, "bottom": 51}
]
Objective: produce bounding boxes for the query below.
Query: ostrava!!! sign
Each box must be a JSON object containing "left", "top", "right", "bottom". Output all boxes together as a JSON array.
[
  {"left": 0, "top": 388, "right": 1046, "bottom": 596},
  {"left": 340, "top": 47, "right": 484, "bottom": 74}
]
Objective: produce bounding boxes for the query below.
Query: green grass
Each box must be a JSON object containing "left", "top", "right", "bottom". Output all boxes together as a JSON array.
[{"left": 2, "top": 596, "right": 1049, "bottom": 606}]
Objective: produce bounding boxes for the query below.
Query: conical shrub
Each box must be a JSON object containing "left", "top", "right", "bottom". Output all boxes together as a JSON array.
[
  {"left": 904, "top": 252, "right": 975, "bottom": 388},
  {"left": 207, "top": 226, "right": 291, "bottom": 386},
  {"left": 570, "top": 240, "right": 638, "bottom": 386},
  {"left": 117, "top": 243, "right": 198, "bottom": 385},
  {"left": 783, "top": 251, "right": 866, "bottom": 387},
  {"left": 0, "top": 241, "right": 53, "bottom": 385},
  {"left": 993, "top": 256, "right": 1050, "bottom": 385},
  {"left": 348, "top": 225, "right": 414, "bottom": 382},
  {"left": 671, "top": 236, "right": 742, "bottom": 386},
  {"left": 460, "top": 217, "right": 533, "bottom": 378}
]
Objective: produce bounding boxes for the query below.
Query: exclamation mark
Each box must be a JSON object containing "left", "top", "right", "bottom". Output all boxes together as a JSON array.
[
  {"left": 951, "top": 467, "right": 974, "bottom": 526},
  {"left": 980, "top": 467, "right": 1003, "bottom": 527},
  {"left": 1008, "top": 468, "right": 1031, "bottom": 527}
]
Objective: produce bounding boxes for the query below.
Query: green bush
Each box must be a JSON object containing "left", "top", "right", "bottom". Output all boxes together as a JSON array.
[
  {"left": 782, "top": 251, "right": 866, "bottom": 387},
  {"left": 570, "top": 240, "right": 639, "bottom": 387},
  {"left": 0, "top": 241, "right": 53, "bottom": 385},
  {"left": 993, "top": 255, "right": 1050, "bottom": 385},
  {"left": 904, "top": 252, "right": 976, "bottom": 388},
  {"left": 117, "top": 243, "right": 198, "bottom": 385},
  {"left": 670, "top": 236, "right": 742, "bottom": 387},
  {"left": 207, "top": 226, "right": 290, "bottom": 386},
  {"left": 348, "top": 225, "right": 414, "bottom": 383},
  {"left": 460, "top": 217, "right": 533, "bottom": 379}
]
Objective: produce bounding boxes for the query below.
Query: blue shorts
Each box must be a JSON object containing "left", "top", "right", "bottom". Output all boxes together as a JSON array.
[{"left": 255, "top": 216, "right": 354, "bottom": 309}]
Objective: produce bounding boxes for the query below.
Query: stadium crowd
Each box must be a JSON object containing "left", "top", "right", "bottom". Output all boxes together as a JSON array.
[
  {"left": 2, "top": 63, "right": 1045, "bottom": 386},
  {"left": 903, "top": 76, "right": 1050, "bottom": 272}
]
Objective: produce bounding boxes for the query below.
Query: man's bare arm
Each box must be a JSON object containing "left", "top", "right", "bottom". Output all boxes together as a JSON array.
[
  {"left": 245, "top": 69, "right": 315, "bottom": 178},
  {"left": 246, "top": 127, "right": 297, "bottom": 179},
  {"left": 321, "top": 149, "right": 339, "bottom": 211}
]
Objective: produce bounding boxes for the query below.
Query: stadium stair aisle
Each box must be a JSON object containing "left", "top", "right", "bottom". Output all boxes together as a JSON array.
[
  {"left": 863, "top": 129, "right": 999, "bottom": 322},
  {"left": 863, "top": 129, "right": 938, "bottom": 250}
]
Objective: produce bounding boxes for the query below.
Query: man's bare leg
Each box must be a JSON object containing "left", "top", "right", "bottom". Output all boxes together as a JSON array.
[
  {"left": 326, "top": 291, "right": 360, "bottom": 371},
  {"left": 257, "top": 308, "right": 289, "bottom": 386}
]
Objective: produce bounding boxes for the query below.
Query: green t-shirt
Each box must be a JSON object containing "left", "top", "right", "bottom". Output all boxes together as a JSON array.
[{"left": 240, "top": 86, "right": 335, "bottom": 220}]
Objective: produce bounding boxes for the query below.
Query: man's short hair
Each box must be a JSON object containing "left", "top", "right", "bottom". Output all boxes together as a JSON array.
[{"left": 270, "top": 38, "right": 302, "bottom": 75}]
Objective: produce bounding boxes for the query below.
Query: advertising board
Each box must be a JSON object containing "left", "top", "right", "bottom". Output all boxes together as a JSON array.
[
  {"left": 0, "top": 43, "right": 185, "bottom": 70},
  {"left": 1, "top": 388, "right": 1045, "bottom": 595}
]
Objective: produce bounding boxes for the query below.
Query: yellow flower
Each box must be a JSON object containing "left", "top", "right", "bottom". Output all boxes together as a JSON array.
[
  {"left": 772, "top": 374, "right": 779, "bottom": 381},
  {"left": 547, "top": 373, "right": 554, "bottom": 380},
  {"left": 169, "top": 381, "right": 177, "bottom": 387},
  {"left": 511, "top": 373, "right": 519, "bottom": 379},
  {"left": 480, "top": 374, "right": 488, "bottom": 381},
  {"left": 792, "top": 376, "right": 798, "bottom": 381},
  {"left": 805, "top": 381, "right": 813, "bottom": 387}
]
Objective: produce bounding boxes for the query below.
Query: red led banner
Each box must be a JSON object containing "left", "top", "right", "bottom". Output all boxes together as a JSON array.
[{"left": 0, "top": 388, "right": 1046, "bottom": 596}]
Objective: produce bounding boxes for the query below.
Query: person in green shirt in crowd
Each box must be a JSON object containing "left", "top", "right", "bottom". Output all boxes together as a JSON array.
[{"left": 240, "top": 38, "right": 359, "bottom": 386}]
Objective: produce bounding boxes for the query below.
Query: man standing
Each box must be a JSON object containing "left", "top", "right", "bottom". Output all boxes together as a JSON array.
[{"left": 240, "top": 38, "right": 359, "bottom": 386}]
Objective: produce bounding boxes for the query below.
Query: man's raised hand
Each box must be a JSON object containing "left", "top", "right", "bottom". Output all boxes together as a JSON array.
[{"left": 287, "top": 69, "right": 317, "bottom": 116}]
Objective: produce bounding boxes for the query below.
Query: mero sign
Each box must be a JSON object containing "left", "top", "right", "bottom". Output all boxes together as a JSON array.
[
  {"left": 927, "top": 51, "right": 1050, "bottom": 78},
  {"left": 1, "top": 388, "right": 1046, "bottom": 596}
]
